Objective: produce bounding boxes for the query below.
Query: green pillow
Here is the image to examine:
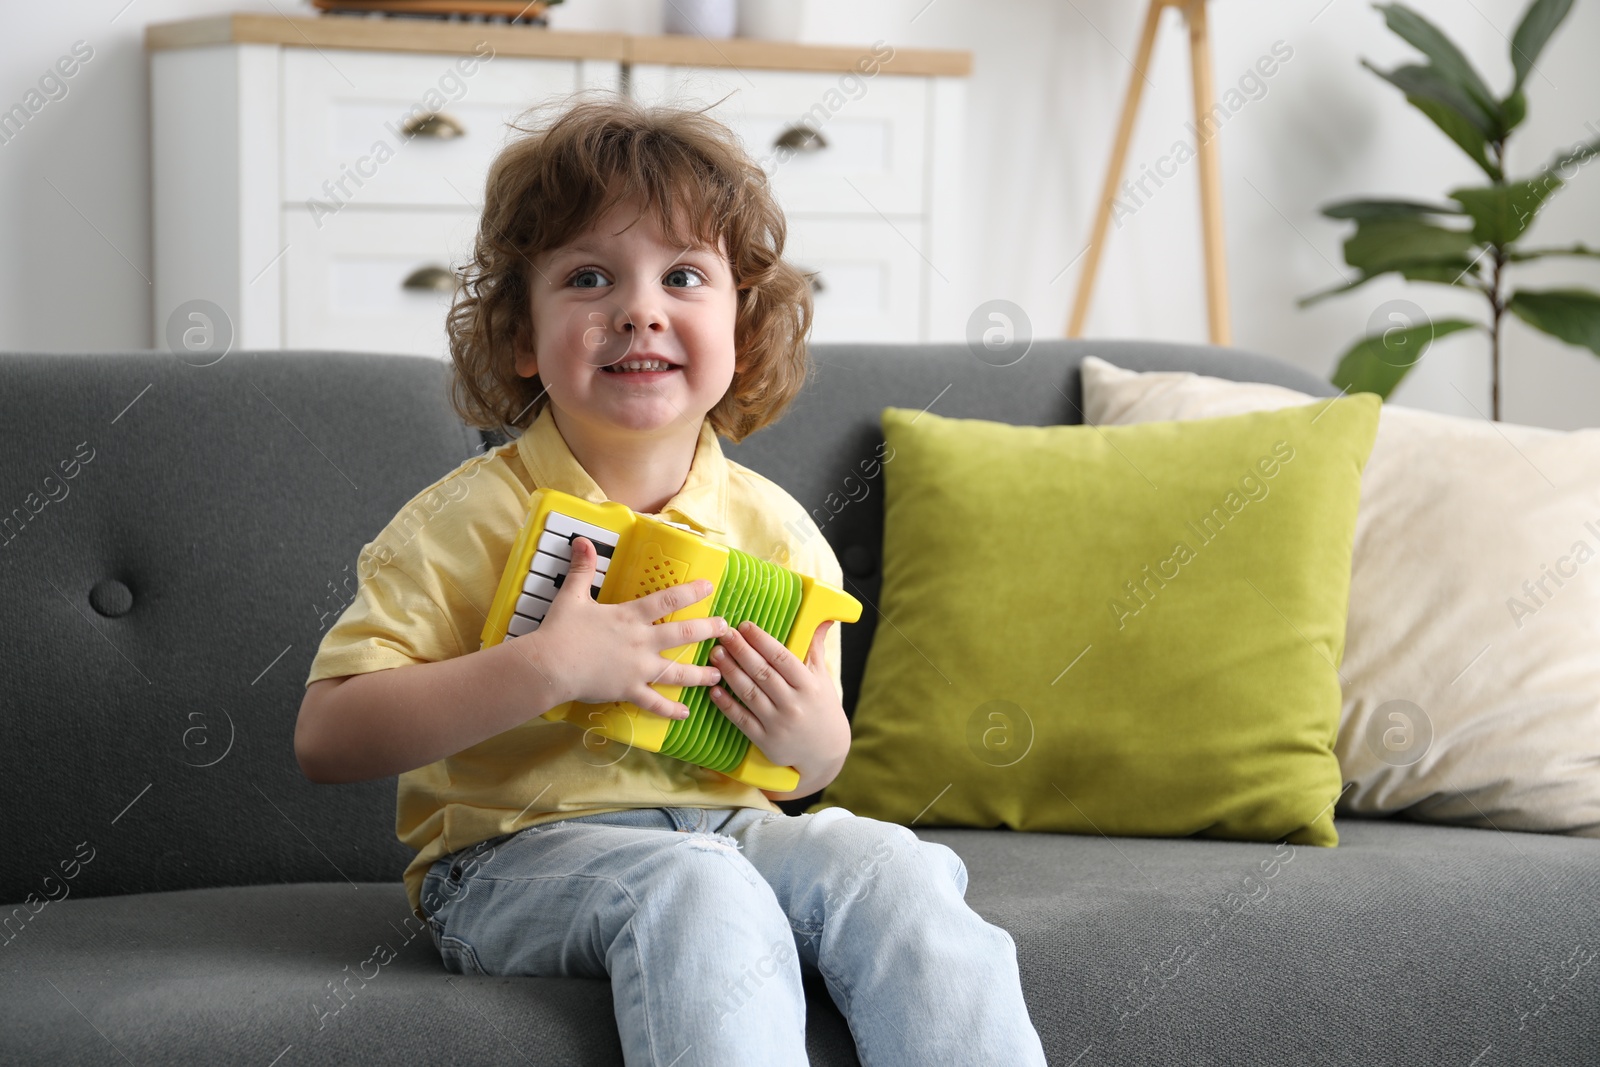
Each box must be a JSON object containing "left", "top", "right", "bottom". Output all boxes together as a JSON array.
[{"left": 806, "top": 393, "right": 1381, "bottom": 847}]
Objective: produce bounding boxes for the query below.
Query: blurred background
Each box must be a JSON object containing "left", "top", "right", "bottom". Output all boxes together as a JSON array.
[{"left": 4, "top": 0, "right": 1597, "bottom": 427}]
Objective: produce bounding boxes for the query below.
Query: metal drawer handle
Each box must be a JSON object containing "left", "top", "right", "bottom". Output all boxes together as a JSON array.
[
  {"left": 402, "top": 112, "right": 465, "bottom": 139},
  {"left": 774, "top": 124, "right": 827, "bottom": 153},
  {"left": 402, "top": 265, "right": 460, "bottom": 292}
]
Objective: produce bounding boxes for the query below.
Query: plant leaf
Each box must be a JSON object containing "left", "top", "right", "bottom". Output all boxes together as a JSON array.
[
  {"left": 1510, "top": 0, "right": 1574, "bottom": 94},
  {"left": 1501, "top": 87, "right": 1527, "bottom": 135},
  {"left": 1297, "top": 260, "right": 1482, "bottom": 307},
  {"left": 1508, "top": 289, "right": 1600, "bottom": 356},
  {"left": 1398, "top": 261, "right": 1485, "bottom": 285},
  {"left": 1343, "top": 217, "right": 1479, "bottom": 275},
  {"left": 1376, "top": 3, "right": 1504, "bottom": 129},
  {"left": 1407, "top": 95, "right": 1503, "bottom": 179},
  {"left": 1365, "top": 60, "right": 1499, "bottom": 139},
  {"left": 1321, "top": 198, "right": 1463, "bottom": 220},
  {"left": 1448, "top": 177, "right": 1563, "bottom": 246},
  {"left": 1506, "top": 243, "right": 1600, "bottom": 261},
  {"left": 1330, "top": 319, "right": 1479, "bottom": 398},
  {"left": 1550, "top": 134, "right": 1600, "bottom": 172},
  {"left": 1299, "top": 275, "right": 1373, "bottom": 306}
]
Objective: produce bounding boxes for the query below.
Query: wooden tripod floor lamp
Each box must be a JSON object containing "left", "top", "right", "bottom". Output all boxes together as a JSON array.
[{"left": 1066, "top": 0, "right": 1231, "bottom": 344}]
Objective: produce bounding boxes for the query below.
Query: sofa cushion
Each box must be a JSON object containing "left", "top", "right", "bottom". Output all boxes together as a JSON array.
[
  {"left": 806, "top": 395, "right": 1380, "bottom": 846},
  {"left": 932, "top": 818, "right": 1600, "bottom": 1064},
  {"left": 1081, "top": 355, "right": 1600, "bottom": 839},
  {"left": 2, "top": 820, "right": 1593, "bottom": 1065}
]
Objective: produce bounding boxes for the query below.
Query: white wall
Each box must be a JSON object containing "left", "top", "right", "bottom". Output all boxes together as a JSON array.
[{"left": 4, "top": 0, "right": 1597, "bottom": 428}]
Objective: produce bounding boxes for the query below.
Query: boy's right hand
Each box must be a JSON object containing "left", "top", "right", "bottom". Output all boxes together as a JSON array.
[{"left": 514, "top": 535, "right": 727, "bottom": 720}]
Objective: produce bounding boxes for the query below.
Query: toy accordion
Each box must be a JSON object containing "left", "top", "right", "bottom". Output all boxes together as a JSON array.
[{"left": 480, "top": 487, "right": 862, "bottom": 792}]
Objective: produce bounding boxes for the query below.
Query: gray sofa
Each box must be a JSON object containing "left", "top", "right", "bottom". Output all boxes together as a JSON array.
[{"left": 2, "top": 340, "right": 1596, "bottom": 1066}]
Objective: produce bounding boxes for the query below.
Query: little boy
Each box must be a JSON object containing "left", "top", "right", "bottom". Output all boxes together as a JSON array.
[{"left": 296, "top": 94, "right": 1046, "bottom": 1066}]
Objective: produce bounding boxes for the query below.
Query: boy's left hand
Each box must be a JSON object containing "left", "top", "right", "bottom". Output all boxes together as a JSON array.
[{"left": 706, "top": 619, "right": 849, "bottom": 798}]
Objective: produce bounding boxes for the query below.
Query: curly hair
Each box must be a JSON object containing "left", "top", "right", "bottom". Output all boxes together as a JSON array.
[{"left": 445, "top": 91, "right": 815, "bottom": 445}]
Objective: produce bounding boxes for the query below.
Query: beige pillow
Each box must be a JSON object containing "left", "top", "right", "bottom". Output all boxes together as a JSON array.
[{"left": 1081, "top": 355, "right": 1600, "bottom": 838}]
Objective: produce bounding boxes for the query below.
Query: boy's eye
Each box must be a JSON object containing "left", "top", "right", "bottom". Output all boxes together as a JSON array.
[
  {"left": 569, "top": 269, "right": 610, "bottom": 289},
  {"left": 664, "top": 267, "right": 705, "bottom": 288}
]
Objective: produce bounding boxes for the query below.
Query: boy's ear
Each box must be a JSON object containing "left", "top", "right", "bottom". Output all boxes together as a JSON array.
[{"left": 512, "top": 325, "right": 537, "bottom": 378}]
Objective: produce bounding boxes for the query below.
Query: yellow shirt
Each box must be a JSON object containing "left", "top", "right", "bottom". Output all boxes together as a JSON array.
[{"left": 305, "top": 405, "right": 845, "bottom": 922}]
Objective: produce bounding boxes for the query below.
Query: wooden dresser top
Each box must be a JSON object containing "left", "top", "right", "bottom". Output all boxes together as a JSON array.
[{"left": 145, "top": 13, "right": 972, "bottom": 77}]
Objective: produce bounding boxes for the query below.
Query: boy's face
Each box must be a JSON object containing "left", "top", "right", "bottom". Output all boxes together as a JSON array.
[{"left": 517, "top": 195, "right": 739, "bottom": 442}]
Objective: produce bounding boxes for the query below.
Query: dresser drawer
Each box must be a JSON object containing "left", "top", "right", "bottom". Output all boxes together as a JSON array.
[
  {"left": 281, "top": 207, "right": 478, "bottom": 357},
  {"left": 628, "top": 64, "right": 927, "bottom": 216},
  {"left": 785, "top": 216, "right": 925, "bottom": 343},
  {"left": 149, "top": 26, "right": 965, "bottom": 352},
  {"left": 282, "top": 49, "right": 591, "bottom": 208}
]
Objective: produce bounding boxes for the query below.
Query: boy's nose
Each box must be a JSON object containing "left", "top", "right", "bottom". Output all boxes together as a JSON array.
[
  {"left": 620, "top": 315, "right": 665, "bottom": 334},
  {"left": 612, "top": 283, "right": 668, "bottom": 335}
]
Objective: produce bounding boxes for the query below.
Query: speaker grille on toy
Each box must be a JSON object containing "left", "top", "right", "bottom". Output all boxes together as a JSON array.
[{"left": 636, "top": 541, "right": 690, "bottom": 624}]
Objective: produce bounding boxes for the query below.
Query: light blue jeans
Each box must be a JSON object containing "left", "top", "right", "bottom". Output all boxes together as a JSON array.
[{"left": 419, "top": 804, "right": 1047, "bottom": 1067}]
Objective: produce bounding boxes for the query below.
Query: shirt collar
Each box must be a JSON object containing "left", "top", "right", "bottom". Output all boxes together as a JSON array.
[{"left": 517, "top": 406, "right": 729, "bottom": 536}]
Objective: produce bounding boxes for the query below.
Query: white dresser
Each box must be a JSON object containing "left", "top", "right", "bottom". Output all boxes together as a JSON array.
[{"left": 146, "top": 15, "right": 970, "bottom": 358}]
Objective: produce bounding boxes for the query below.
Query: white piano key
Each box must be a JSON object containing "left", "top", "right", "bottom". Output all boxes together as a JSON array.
[
  {"left": 532, "top": 537, "right": 609, "bottom": 575},
  {"left": 522, "top": 572, "right": 560, "bottom": 602},
  {"left": 514, "top": 591, "right": 554, "bottom": 621},
  {"left": 506, "top": 613, "right": 540, "bottom": 637},
  {"left": 529, "top": 549, "right": 571, "bottom": 580},
  {"left": 537, "top": 529, "right": 608, "bottom": 568},
  {"left": 523, "top": 561, "right": 603, "bottom": 603},
  {"left": 536, "top": 531, "right": 572, "bottom": 561},
  {"left": 545, "top": 511, "right": 622, "bottom": 556}
]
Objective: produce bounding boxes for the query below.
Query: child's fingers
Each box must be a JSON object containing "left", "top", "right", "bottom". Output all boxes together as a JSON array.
[
  {"left": 709, "top": 642, "right": 779, "bottom": 719},
  {"left": 711, "top": 680, "right": 761, "bottom": 737},
  {"left": 646, "top": 615, "right": 728, "bottom": 659},
  {"left": 805, "top": 620, "right": 834, "bottom": 670},
  {"left": 638, "top": 687, "right": 691, "bottom": 720},
  {"left": 556, "top": 537, "right": 598, "bottom": 602},
  {"left": 636, "top": 662, "right": 690, "bottom": 720},
  {"left": 717, "top": 621, "right": 807, "bottom": 690},
  {"left": 670, "top": 659, "right": 722, "bottom": 690},
  {"left": 637, "top": 577, "right": 717, "bottom": 623},
  {"left": 639, "top": 653, "right": 721, "bottom": 714}
]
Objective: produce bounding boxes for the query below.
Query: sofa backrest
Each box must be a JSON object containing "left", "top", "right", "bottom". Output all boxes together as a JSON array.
[
  {"left": 0, "top": 341, "right": 1335, "bottom": 906},
  {"left": 1, "top": 350, "right": 481, "bottom": 911}
]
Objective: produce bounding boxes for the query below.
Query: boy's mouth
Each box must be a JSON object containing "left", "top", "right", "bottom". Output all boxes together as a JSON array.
[{"left": 601, "top": 358, "right": 679, "bottom": 375}]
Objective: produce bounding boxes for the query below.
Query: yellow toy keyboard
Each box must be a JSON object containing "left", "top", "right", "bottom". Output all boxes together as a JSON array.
[{"left": 480, "top": 487, "right": 862, "bottom": 792}]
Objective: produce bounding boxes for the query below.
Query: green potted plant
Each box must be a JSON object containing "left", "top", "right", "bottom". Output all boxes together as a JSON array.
[{"left": 1302, "top": 0, "right": 1599, "bottom": 420}]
